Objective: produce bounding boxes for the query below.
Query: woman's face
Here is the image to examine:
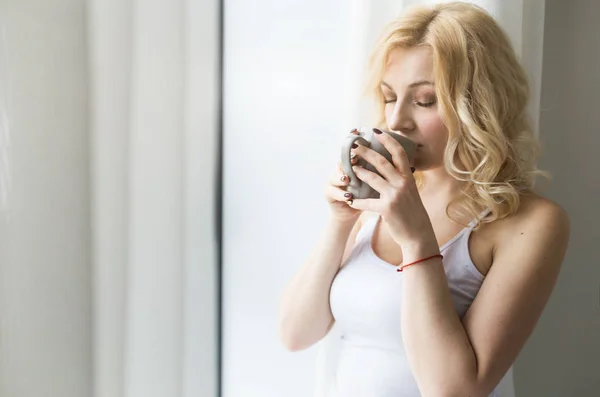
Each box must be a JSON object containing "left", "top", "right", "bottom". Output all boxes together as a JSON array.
[{"left": 381, "top": 46, "right": 448, "bottom": 171}]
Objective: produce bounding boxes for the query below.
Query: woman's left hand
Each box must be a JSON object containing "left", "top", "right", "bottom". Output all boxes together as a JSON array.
[{"left": 348, "top": 132, "right": 438, "bottom": 254}]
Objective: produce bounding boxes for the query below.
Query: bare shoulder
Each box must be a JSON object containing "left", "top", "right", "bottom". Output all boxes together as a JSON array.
[
  {"left": 526, "top": 195, "right": 569, "bottom": 228},
  {"left": 493, "top": 194, "right": 570, "bottom": 263},
  {"left": 496, "top": 194, "right": 569, "bottom": 234}
]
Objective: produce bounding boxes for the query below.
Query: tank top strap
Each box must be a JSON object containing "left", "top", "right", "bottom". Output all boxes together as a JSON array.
[
  {"left": 466, "top": 208, "right": 492, "bottom": 230},
  {"left": 354, "top": 214, "right": 380, "bottom": 244},
  {"left": 443, "top": 208, "right": 491, "bottom": 279}
]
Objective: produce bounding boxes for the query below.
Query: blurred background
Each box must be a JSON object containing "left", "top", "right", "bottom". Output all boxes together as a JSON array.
[{"left": 0, "top": 0, "right": 598, "bottom": 397}]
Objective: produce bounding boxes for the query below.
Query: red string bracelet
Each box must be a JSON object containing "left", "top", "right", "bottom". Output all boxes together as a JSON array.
[{"left": 396, "top": 254, "right": 443, "bottom": 272}]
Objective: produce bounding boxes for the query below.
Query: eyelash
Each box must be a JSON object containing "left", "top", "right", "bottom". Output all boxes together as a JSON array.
[{"left": 384, "top": 98, "right": 437, "bottom": 107}]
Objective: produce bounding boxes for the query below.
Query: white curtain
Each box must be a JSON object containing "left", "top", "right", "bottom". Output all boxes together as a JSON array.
[
  {"left": 314, "top": 1, "right": 545, "bottom": 396},
  {"left": 88, "top": 0, "right": 219, "bottom": 396},
  {"left": 0, "top": 2, "right": 94, "bottom": 396},
  {"left": 0, "top": 0, "right": 219, "bottom": 396}
]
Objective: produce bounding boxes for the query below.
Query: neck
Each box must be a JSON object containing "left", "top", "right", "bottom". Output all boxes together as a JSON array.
[{"left": 418, "top": 167, "right": 463, "bottom": 202}]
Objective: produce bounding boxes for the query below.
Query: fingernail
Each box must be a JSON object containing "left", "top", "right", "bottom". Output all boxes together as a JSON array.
[
  {"left": 344, "top": 193, "right": 352, "bottom": 198},
  {"left": 346, "top": 199, "right": 353, "bottom": 206},
  {"left": 373, "top": 128, "right": 383, "bottom": 134},
  {"left": 352, "top": 143, "right": 358, "bottom": 149},
  {"left": 411, "top": 167, "right": 416, "bottom": 173},
  {"left": 350, "top": 128, "right": 359, "bottom": 135},
  {"left": 340, "top": 175, "right": 347, "bottom": 182}
]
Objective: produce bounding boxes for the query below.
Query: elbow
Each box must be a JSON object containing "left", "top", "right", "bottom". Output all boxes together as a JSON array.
[
  {"left": 281, "top": 338, "right": 309, "bottom": 352},
  {"left": 278, "top": 322, "right": 312, "bottom": 352},
  {"left": 419, "top": 377, "right": 487, "bottom": 397},
  {"left": 278, "top": 307, "right": 330, "bottom": 352},
  {"left": 422, "top": 390, "right": 479, "bottom": 397},
  {"left": 279, "top": 331, "right": 312, "bottom": 352},
  {"left": 423, "top": 385, "right": 487, "bottom": 397}
]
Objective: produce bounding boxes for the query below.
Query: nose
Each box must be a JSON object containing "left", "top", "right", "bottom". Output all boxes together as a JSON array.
[{"left": 387, "top": 100, "right": 416, "bottom": 136}]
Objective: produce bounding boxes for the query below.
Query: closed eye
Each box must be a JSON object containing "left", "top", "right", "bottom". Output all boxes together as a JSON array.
[{"left": 415, "top": 100, "right": 436, "bottom": 107}]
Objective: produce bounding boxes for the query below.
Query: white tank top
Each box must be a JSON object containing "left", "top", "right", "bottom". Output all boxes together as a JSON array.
[{"left": 328, "top": 210, "right": 504, "bottom": 397}]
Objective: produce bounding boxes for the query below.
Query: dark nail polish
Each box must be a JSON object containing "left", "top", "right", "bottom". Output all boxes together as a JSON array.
[
  {"left": 350, "top": 128, "right": 359, "bottom": 135},
  {"left": 411, "top": 167, "right": 416, "bottom": 173},
  {"left": 373, "top": 128, "right": 383, "bottom": 134},
  {"left": 352, "top": 143, "right": 358, "bottom": 149},
  {"left": 344, "top": 193, "right": 352, "bottom": 198}
]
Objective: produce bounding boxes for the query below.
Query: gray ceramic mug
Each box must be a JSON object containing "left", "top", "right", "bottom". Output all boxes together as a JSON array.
[{"left": 341, "top": 127, "right": 417, "bottom": 200}]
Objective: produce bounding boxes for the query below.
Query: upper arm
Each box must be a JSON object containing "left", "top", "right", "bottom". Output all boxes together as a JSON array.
[{"left": 462, "top": 200, "right": 570, "bottom": 394}]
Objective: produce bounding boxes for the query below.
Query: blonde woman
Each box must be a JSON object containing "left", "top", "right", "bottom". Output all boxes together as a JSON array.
[{"left": 279, "top": 2, "right": 569, "bottom": 397}]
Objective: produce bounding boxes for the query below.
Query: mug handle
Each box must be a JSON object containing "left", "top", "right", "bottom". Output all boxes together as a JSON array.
[{"left": 341, "top": 135, "right": 370, "bottom": 194}]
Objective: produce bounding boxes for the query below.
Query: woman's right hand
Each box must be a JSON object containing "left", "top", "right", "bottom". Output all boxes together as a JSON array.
[{"left": 324, "top": 156, "right": 362, "bottom": 224}]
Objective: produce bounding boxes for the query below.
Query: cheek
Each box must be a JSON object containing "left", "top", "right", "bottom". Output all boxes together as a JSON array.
[
  {"left": 418, "top": 113, "right": 447, "bottom": 141},
  {"left": 384, "top": 105, "right": 394, "bottom": 123}
]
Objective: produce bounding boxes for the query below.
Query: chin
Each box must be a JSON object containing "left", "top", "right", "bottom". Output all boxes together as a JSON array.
[
  {"left": 410, "top": 150, "right": 444, "bottom": 170},
  {"left": 411, "top": 159, "right": 444, "bottom": 172},
  {"left": 410, "top": 153, "right": 425, "bottom": 169}
]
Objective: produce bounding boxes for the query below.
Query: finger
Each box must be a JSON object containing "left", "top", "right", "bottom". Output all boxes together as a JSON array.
[
  {"left": 373, "top": 129, "right": 411, "bottom": 175},
  {"left": 353, "top": 142, "right": 398, "bottom": 181},
  {"left": 353, "top": 165, "right": 390, "bottom": 194},
  {"left": 325, "top": 184, "right": 354, "bottom": 203},
  {"left": 332, "top": 157, "right": 359, "bottom": 185},
  {"left": 331, "top": 162, "right": 350, "bottom": 187},
  {"left": 348, "top": 143, "right": 360, "bottom": 163},
  {"left": 347, "top": 197, "right": 380, "bottom": 212}
]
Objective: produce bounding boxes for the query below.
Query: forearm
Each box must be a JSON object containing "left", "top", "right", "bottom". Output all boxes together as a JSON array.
[
  {"left": 401, "top": 241, "right": 479, "bottom": 397},
  {"left": 279, "top": 217, "right": 356, "bottom": 351}
]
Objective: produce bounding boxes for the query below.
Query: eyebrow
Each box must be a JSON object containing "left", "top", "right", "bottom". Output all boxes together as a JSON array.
[{"left": 381, "top": 80, "right": 434, "bottom": 89}]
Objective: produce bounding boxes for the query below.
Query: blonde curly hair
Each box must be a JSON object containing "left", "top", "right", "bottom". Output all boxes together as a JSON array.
[{"left": 365, "top": 1, "right": 548, "bottom": 226}]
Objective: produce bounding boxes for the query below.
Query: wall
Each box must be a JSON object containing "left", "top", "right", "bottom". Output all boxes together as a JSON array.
[{"left": 515, "top": 0, "right": 600, "bottom": 395}]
